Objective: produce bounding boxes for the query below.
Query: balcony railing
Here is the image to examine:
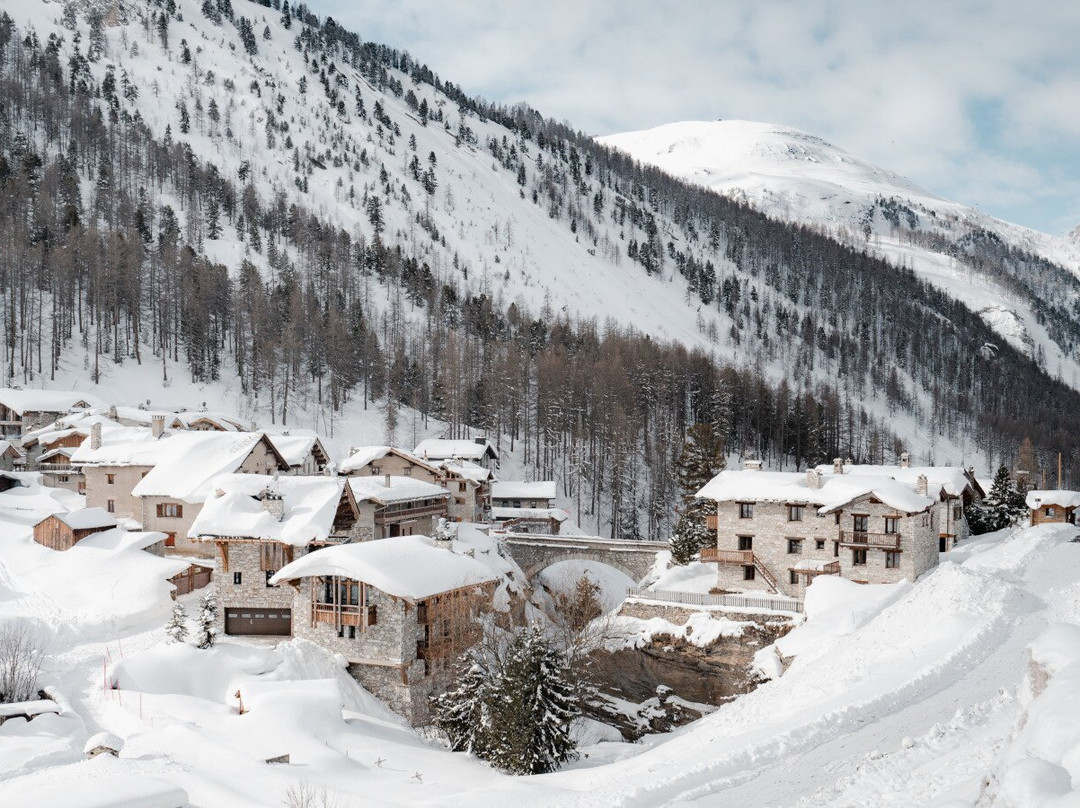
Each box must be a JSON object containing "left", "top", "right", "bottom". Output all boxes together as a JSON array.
[
  {"left": 38, "top": 463, "right": 79, "bottom": 473},
  {"left": 700, "top": 547, "right": 754, "bottom": 564},
  {"left": 313, "top": 603, "right": 377, "bottom": 628},
  {"left": 838, "top": 531, "right": 901, "bottom": 549},
  {"left": 374, "top": 502, "right": 446, "bottom": 524},
  {"left": 705, "top": 514, "right": 718, "bottom": 530},
  {"left": 792, "top": 560, "right": 841, "bottom": 577}
]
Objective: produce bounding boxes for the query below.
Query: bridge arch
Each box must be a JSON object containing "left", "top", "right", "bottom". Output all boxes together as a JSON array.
[{"left": 522, "top": 554, "right": 641, "bottom": 585}]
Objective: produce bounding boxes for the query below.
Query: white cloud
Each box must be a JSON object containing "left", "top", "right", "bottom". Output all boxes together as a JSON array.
[{"left": 313, "top": 0, "right": 1080, "bottom": 234}]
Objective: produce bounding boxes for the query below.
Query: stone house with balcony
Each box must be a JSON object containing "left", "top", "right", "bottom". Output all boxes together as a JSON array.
[
  {"left": 1026, "top": 490, "right": 1080, "bottom": 526},
  {"left": 270, "top": 536, "right": 498, "bottom": 726},
  {"left": 433, "top": 459, "right": 493, "bottom": 523},
  {"left": 813, "top": 454, "right": 984, "bottom": 551},
  {"left": 189, "top": 474, "right": 360, "bottom": 638},
  {"left": 696, "top": 459, "right": 938, "bottom": 599},
  {"left": 346, "top": 476, "right": 450, "bottom": 540}
]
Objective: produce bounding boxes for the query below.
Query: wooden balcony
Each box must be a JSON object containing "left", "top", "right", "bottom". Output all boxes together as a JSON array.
[
  {"left": 838, "top": 531, "right": 901, "bottom": 550},
  {"left": 700, "top": 547, "right": 753, "bottom": 564},
  {"left": 792, "top": 560, "right": 841, "bottom": 577},
  {"left": 374, "top": 502, "right": 446, "bottom": 525},
  {"left": 705, "top": 514, "right": 718, "bottom": 530},
  {"left": 313, "top": 604, "right": 377, "bottom": 629}
]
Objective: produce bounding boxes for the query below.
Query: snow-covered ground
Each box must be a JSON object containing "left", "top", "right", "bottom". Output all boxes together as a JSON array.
[{"left": 4, "top": 495, "right": 1080, "bottom": 805}]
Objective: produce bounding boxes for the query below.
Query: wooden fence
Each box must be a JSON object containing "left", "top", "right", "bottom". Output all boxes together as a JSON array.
[
  {"left": 626, "top": 587, "right": 803, "bottom": 614},
  {"left": 170, "top": 565, "right": 212, "bottom": 597}
]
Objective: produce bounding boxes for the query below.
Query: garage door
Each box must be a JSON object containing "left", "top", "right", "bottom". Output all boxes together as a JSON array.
[{"left": 224, "top": 607, "right": 292, "bottom": 636}]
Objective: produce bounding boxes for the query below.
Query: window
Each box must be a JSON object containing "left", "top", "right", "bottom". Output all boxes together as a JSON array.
[
  {"left": 789, "top": 570, "right": 799, "bottom": 585},
  {"left": 739, "top": 502, "right": 754, "bottom": 519},
  {"left": 884, "top": 517, "right": 899, "bottom": 534},
  {"left": 953, "top": 505, "right": 962, "bottom": 520},
  {"left": 922, "top": 513, "right": 930, "bottom": 527},
  {"left": 106, "top": 499, "right": 115, "bottom": 513},
  {"left": 107, "top": 473, "right": 115, "bottom": 485},
  {"left": 852, "top": 515, "right": 869, "bottom": 533},
  {"left": 512, "top": 499, "right": 522, "bottom": 508},
  {"left": 403, "top": 468, "right": 412, "bottom": 477},
  {"left": 57, "top": 474, "right": 69, "bottom": 483},
  {"left": 815, "top": 539, "right": 826, "bottom": 550},
  {"left": 348, "top": 625, "right": 356, "bottom": 639},
  {"left": 738, "top": 535, "right": 753, "bottom": 551},
  {"left": 233, "top": 572, "right": 242, "bottom": 585},
  {"left": 370, "top": 465, "right": 380, "bottom": 475},
  {"left": 788, "top": 504, "right": 804, "bottom": 522},
  {"left": 787, "top": 538, "right": 802, "bottom": 554},
  {"left": 852, "top": 549, "right": 867, "bottom": 566},
  {"left": 743, "top": 565, "right": 756, "bottom": 581},
  {"left": 156, "top": 502, "right": 183, "bottom": 518},
  {"left": 886, "top": 552, "right": 900, "bottom": 569},
  {"left": 265, "top": 570, "right": 274, "bottom": 587},
  {"left": 833, "top": 541, "right": 839, "bottom": 557},
  {"left": 1047, "top": 507, "right": 1056, "bottom": 517},
  {"left": 458, "top": 482, "right": 467, "bottom": 493}
]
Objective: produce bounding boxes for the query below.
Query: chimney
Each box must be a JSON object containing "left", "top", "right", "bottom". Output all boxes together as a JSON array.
[
  {"left": 916, "top": 474, "right": 928, "bottom": 497},
  {"left": 833, "top": 457, "right": 844, "bottom": 475},
  {"left": 806, "top": 468, "right": 823, "bottom": 490},
  {"left": 432, "top": 517, "right": 454, "bottom": 550},
  {"left": 90, "top": 422, "right": 102, "bottom": 451},
  {"left": 151, "top": 415, "right": 165, "bottom": 439},
  {"left": 744, "top": 459, "right": 763, "bottom": 472},
  {"left": 260, "top": 489, "right": 284, "bottom": 521},
  {"left": 384, "top": 474, "right": 391, "bottom": 488},
  {"left": 900, "top": 452, "right": 910, "bottom": 469},
  {"left": 107, "top": 404, "right": 118, "bottom": 421}
]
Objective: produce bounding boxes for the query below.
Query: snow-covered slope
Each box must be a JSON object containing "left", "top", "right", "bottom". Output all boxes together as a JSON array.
[{"left": 600, "top": 120, "right": 1080, "bottom": 388}]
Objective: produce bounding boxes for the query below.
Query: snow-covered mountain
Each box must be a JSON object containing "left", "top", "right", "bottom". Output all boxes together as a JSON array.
[{"left": 601, "top": 120, "right": 1080, "bottom": 387}]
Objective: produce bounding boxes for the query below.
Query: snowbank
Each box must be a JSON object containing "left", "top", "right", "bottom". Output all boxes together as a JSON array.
[{"left": 607, "top": 612, "right": 752, "bottom": 651}]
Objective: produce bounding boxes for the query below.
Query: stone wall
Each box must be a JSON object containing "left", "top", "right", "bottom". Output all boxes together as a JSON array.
[
  {"left": 346, "top": 454, "right": 438, "bottom": 483},
  {"left": 141, "top": 496, "right": 206, "bottom": 557},
  {"left": 215, "top": 542, "right": 296, "bottom": 635},
  {"left": 84, "top": 465, "right": 151, "bottom": 521}
]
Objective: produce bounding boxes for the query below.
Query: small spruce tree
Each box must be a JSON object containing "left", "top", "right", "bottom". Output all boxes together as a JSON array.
[
  {"left": 165, "top": 602, "right": 189, "bottom": 644},
  {"left": 193, "top": 590, "right": 218, "bottom": 649},
  {"left": 431, "top": 655, "right": 493, "bottom": 754},
  {"left": 969, "top": 464, "right": 1026, "bottom": 534},
  {"left": 670, "top": 423, "right": 726, "bottom": 564}
]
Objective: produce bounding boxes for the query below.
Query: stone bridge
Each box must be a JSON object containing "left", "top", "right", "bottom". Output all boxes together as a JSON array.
[{"left": 497, "top": 533, "right": 669, "bottom": 584}]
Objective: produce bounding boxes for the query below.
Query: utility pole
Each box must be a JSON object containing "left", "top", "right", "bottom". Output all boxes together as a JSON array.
[{"left": 1059, "top": 452, "right": 1063, "bottom": 489}]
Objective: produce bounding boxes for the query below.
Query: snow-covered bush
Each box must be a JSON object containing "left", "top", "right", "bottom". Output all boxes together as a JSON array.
[
  {"left": 0, "top": 621, "right": 45, "bottom": 703},
  {"left": 165, "top": 603, "right": 189, "bottom": 644},
  {"left": 193, "top": 590, "right": 218, "bottom": 650}
]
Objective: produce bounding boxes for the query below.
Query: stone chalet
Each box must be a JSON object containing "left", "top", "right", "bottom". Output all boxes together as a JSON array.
[
  {"left": 1026, "top": 490, "right": 1080, "bottom": 526},
  {"left": 189, "top": 474, "right": 360, "bottom": 638},
  {"left": 346, "top": 476, "right": 450, "bottom": 540},
  {"left": 340, "top": 446, "right": 440, "bottom": 482},
  {"left": 490, "top": 479, "right": 566, "bottom": 533},
  {"left": 74, "top": 423, "right": 291, "bottom": 555},
  {"left": 696, "top": 458, "right": 945, "bottom": 598},
  {"left": 413, "top": 438, "right": 499, "bottom": 472},
  {"left": 0, "top": 388, "right": 104, "bottom": 439},
  {"left": 271, "top": 536, "right": 498, "bottom": 726},
  {"left": 267, "top": 433, "right": 331, "bottom": 475},
  {"left": 813, "top": 454, "right": 984, "bottom": 551}
]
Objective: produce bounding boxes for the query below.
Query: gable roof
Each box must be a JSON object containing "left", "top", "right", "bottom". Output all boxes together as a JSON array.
[
  {"left": 1026, "top": 490, "right": 1080, "bottom": 510},
  {"left": 435, "top": 458, "right": 494, "bottom": 483},
  {"left": 267, "top": 433, "right": 329, "bottom": 468},
  {"left": 492, "top": 480, "right": 557, "bottom": 500},
  {"left": 813, "top": 463, "right": 980, "bottom": 499},
  {"left": 131, "top": 433, "right": 290, "bottom": 502},
  {"left": 412, "top": 438, "right": 498, "bottom": 463},
  {"left": 49, "top": 507, "right": 118, "bottom": 531},
  {"left": 339, "top": 445, "right": 438, "bottom": 475},
  {"left": 189, "top": 474, "right": 349, "bottom": 546},
  {"left": 270, "top": 535, "right": 497, "bottom": 601},
  {"left": 346, "top": 475, "right": 450, "bottom": 506},
  {"left": 696, "top": 469, "right": 934, "bottom": 515},
  {"left": 0, "top": 388, "right": 105, "bottom": 415}
]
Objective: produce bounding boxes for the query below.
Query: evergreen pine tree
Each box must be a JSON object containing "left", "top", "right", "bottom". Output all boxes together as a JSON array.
[
  {"left": 193, "top": 590, "right": 218, "bottom": 649},
  {"left": 969, "top": 465, "right": 1025, "bottom": 534},
  {"left": 488, "top": 626, "right": 579, "bottom": 775},
  {"left": 165, "top": 602, "right": 189, "bottom": 644},
  {"left": 431, "top": 655, "right": 493, "bottom": 754},
  {"left": 670, "top": 423, "right": 725, "bottom": 564}
]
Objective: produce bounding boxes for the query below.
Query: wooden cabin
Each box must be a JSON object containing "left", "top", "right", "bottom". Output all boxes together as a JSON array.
[
  {"left": 33, "top": 508, "right": 118, "bottom": 551},
  {"left": 1026, "top": 490, "right": 1080, "bottom": 526}
]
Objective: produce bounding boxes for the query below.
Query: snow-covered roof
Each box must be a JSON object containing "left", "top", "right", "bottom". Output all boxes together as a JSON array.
[
  {"left": 435, "top": 458, "right": 493, "bottom": 482},
  {"left": 68, "top": 424, "right": 164, "bottom": 466},
  {"left": 413, "top": 438, "right": 498, "bottom": 462},
  {"left": 0, "top": 472, "right": 81, "bottom": 515},
  {"left": 0, "top": 699, "right": 60, "bottom": 719},
  {"left": 492, "top": 480, "right": 557, "bottom": 500},
  {"left": 696, "top": 469, "right": 934, "bottom": 515},
  {"left": 0, "top": 387, "right": 104, "bottom": 415},
  {"left": 37, "top": 447, "right": 75, "bottom": 463},
  {"left": 270, "top": 535, "right": 498, "bottom": 601},
  {"left": 78, "top": 528, "right": 169, "bottom": 553},
  {"left": 347, "top": 475, "right": 450, "bottom": 506},
  {"left": 492, "top": 506, "right": 569, "bottom": 522},
  {"left": 814, "top": 463, "right": 977, "bottom": 498},
  {"left": 339, "top": 445, "right": 436, "bottom": 475},
  {"left": 0, "top": 440, "right": 21, "bottom": 458},
  {"left": 51, "top": 507, "right": 118, "bottom": 530},
  {"left": 83, "top": 730, "right": 124, "bottom": 754},
  {"left": 190, "top": 474, "right": 348, "bottom": 546},
  {"left": 1026, "top": 490, "right": 1080, "bottom": 509},
  {"left": 132, "top": 433, "right": 289, "bottom": 502},
  {"left": 267, "top": 433, "right": 326, "bottom": 467}
]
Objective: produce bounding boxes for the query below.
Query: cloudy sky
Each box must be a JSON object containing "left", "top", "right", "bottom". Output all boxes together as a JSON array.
[{"left": 309, "top": 1, "right": 1080, "bottom": 236}]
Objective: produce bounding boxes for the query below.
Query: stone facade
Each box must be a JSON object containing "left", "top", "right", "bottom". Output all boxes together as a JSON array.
[
  {"left": 500, "top": 535, "right": 667, "bottom": 584},
  {"left": 346, "top": 453, "right": 438, "bottom": 483},
  {"left": 711, "top": 494, "right": 938, "bottom": 597},
  {"left": 213, "top": 541, "right": 299, "bottom": 635}
]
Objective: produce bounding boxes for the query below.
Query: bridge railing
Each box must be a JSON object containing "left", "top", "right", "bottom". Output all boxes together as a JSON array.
[
  {"left": 626, "top": 587, "right": 804, "bottom": 614},
  {"left": 496, "top": 532, "right": 668, "bottom": 549}
]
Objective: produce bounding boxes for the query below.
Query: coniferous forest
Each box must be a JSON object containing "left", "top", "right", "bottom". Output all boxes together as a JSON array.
[{"left": 2, "top": 2, "right": 1080, "bottom": 539}]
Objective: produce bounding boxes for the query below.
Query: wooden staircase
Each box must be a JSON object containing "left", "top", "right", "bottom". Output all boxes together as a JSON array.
[{"left": 753, "top": 555, "right": 780, "bottom": 594}]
